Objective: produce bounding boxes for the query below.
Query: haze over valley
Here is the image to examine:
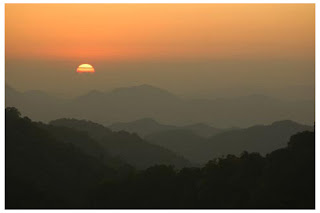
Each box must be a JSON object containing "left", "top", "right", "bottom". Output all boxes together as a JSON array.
[
  {"left": 6, "top": 84, "right": 314, "bottom": 128},
  {"left": 5, "top": 4, "right": 315, "bottom": 209}
]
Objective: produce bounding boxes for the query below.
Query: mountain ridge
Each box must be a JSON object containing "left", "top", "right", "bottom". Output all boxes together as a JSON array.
[
  {"left": 5, "top": 84, "right": 314, "bottom": 127},
  {"left": 50, "top": 117, "right": 192, "bottom": 169},
  {"left": 146, "top": 119, "right": 313, "bottom": 164}
]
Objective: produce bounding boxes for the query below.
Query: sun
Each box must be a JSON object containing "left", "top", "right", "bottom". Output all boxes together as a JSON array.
[{"left": 77, "top": 64, "right": 95, "bottom": 73}]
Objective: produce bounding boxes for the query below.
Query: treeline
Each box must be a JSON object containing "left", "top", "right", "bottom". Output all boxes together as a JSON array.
[
  {"left": 5, "top": 107, "right": 314, "bottom": 209},
  {"left": 93, "top": 130, "right": 314, "bottom": 209}
]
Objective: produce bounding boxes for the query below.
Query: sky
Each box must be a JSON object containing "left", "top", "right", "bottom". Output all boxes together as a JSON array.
[{"left": 5, "top": 4, "right": 315, "bottom": 99}]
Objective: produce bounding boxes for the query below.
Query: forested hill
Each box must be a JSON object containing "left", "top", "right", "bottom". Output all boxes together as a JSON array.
[
  {"left": 6, "top": 107, "right": 120, "bottom": 208},
  {"left": 145, "top": 120, "right": 313, "bottom": 164},
  {"left": 6, "top": 107, "right": 314, "bottom": 209},
  {"left": 91, "top": 130, "right": 315, "bottom": 209},
  {"left": 50, "top": 118, "right": 192, "bottom": 169}
]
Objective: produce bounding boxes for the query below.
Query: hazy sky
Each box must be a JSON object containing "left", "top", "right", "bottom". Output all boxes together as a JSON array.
[{"left": 5, "top": 4, "right": 315, "bottom": 99}]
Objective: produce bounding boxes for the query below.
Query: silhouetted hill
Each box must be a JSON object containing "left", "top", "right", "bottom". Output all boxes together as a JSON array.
[
  {"left": 92, "top": 130, "right": 315, "bottom": 209},
  {"left": 6, "top": 84, "right": 21, "bottom": 99},
  {"left": 146, "top": 120, "right": 313, "bottom": 164},
  {"left": 6, "top": 107, "right": 314, "bottom": 209},
  {"left": 5, "top": 85, "right": 24, "bottom": 109},
  {"left": 50, "top": 118, "right": 192, "bottom": 169},
  {"left": 145, "top": 129, "right": 208, "bottom": 164},
  {"left": 39, "top": 124, "right": 133, "bottom": 173},
  {"left": 110, "top": 84, "right": 178, "bottom": 101},
  {"left": 250, "top": 130, "right": 315, "bottom": 208},
  {"left": 5, "top": 84, "right": 314, "bottom": 127},
  {"left": 5, "top": 85, "right": 69, "bottom": 122},
  {"left": 208, "top": 120, "right": 313, "bottom": 158},
  {"left": 5, "top": 107, "right": 119, "bottom": 208}
]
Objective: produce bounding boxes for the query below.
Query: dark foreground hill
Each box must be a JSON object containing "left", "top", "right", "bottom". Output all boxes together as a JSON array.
[
  {"left": 6, "top": 107, "right": 314, "bottom": 209},
  {"left": 50, "top": 118, "right": 191, "bottom": 169},
  {"left": 5, "top": 107, "right": 189, "bottom": 208},
  {"left": 92, "top": 130, "right": 315, "bottom": 209},
  {"left": 5, "top": 107, "right": 120, "bottom": 208},
  {"left": 38, "top": 123, "right": 133, "bottom": 173}
]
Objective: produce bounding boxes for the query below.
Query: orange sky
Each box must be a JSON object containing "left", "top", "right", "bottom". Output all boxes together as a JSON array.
[{"left": 5, "top": 4, "right": 314, "bottom": 62}]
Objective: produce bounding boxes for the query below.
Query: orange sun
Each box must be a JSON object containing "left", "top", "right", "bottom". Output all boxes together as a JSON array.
[{"left": 77, "top": 64, "right": 95, "bottom": 73}]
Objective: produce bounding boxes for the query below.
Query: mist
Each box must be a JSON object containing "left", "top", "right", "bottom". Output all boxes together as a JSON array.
[
  {"left": 5, "top": 3, "right": 315, "bottom": 209},
  {"left": 6, "top": 58, "right": 314, "bottom": 101}
]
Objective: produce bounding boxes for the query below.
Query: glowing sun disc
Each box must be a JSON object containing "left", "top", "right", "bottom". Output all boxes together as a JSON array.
[{"left": 77, "top": 64, "right": 95, "bottom": 73}]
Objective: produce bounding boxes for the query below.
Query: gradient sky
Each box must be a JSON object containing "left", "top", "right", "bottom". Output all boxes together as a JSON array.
[{"left": 5, "top": 4, "right": 315, "bottom": 99}]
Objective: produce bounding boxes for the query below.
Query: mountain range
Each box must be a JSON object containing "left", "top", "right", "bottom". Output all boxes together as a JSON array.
[
  {"left": 145, "top": 120, "right": 313, "bottom": 163},
  {"left": 6, "top": 107, "right": 315, "bottom": 208},
  {"left": 50, "top": 116, "right": 313, "bottom": 165},
  {"left": 5, "top": 84, "right": 314, "bottom": 128},
  {"left": 109, "top": 118, "right": 223, "bottom": 138},
  {"left": 49, "top": 118, "right": 191, "bottom": 169}
]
